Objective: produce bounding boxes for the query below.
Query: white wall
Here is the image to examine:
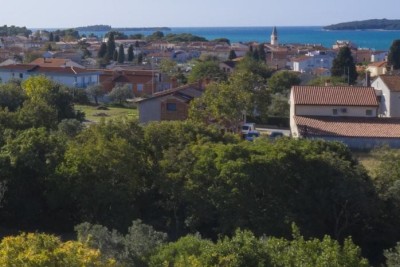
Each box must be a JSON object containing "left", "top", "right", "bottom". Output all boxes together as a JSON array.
[{"left": 295, "top": 105, "right": 377, "bottom": 117}]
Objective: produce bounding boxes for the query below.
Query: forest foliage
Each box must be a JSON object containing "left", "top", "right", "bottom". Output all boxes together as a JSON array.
[{"left": 0, "top": 76, "right": 399, "bottom": 265}]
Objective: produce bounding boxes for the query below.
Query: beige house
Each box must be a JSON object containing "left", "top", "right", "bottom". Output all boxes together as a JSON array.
[
  {"left": 136, "top": 83, "right": 204, "bottom": 123},
  {"left": 290, "top": 86, "right": 379, "bottom": 138},
  {"left": 366, "top": 61, "right": 387, "bottom": 77},
  {"left": 289, "top": 85, "right": 400, "bottom": 149}
]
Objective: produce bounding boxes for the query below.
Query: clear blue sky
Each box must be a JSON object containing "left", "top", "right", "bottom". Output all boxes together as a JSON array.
[{"left": 4, "top": 0, "right": 399, "bottom": 28}]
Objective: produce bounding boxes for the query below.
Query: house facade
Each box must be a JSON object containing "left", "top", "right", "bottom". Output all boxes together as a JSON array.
[
  {"left": 0, "top": 64, "right": 100, "bottom": 88},
  {"left": 371, "top": 75, "right": 400, "bottom": 117},
  {"left": 98, "top": 69, "right": 176, "bottom": 97},
  {"left": 289, "top": 85, "right": 400, "bottom": 149},
  {"left": 136, "top": 83, "right": 204, "bottom": 123},
  {"left": 366, "top": 61, "right": 387, "bottom": 77}
]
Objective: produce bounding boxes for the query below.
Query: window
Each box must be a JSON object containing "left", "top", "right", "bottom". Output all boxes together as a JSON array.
[
  {"left": 366, "top": 109, "right": 373, "bottom": 116},
  {"left": 166, "top": 103, "right": 177, "bottom": 111},
  {"left": 332, "top": 109, "right": 338, "bottom": 115},
  {"left": 19, "top": 73, "right": 23, "bottom": 79},
  {"left": 137, "top": 84, "right": 143, "bottom": 92},
  {"left": 340, "top": 108, "right": 347, "bottom": 113}
]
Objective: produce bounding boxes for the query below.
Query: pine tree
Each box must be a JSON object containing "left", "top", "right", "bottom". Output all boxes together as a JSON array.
[
  {"left": 113, "top": 50, "right": 118, "bottom": 61},
  {"left": 118, "top": 44, "right": 125, "bottom": 63},
  {"left": 106, "top": 32, "right": 116, "bottom": 60},
  {"left": 331, "top": 46, "right": 358, "bottom": 85},
  {"left": 228, "top": 50, "right": 237, "bottom": 60},
  {"left": 388, "top": 39, "right": 400, "bottom": 70},
  {"left": 97, "top": 42, "right": 107, "bottom": 58},
  {"left": 127, "top": 45, "right": 134, "bottom": 62}
]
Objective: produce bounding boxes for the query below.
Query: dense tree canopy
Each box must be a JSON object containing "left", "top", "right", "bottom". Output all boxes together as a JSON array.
[
  {"left": 188, "top": 60, "right": 227, "bottom": 83},
  {"left": 388, "top": 39, "right": 400, "bottom": 70},
  {"left": 331, "top": 46, "right": 358, "bottom": 84}
]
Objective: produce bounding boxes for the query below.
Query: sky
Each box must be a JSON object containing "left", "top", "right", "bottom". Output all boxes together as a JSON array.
[{"left": 3, "top": 0, "right": 400, "bottom": 28}]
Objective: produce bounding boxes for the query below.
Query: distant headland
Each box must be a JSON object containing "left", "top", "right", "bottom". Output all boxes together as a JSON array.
[
  {"left": 75, "top": 25, "right": 171, "bottom": 31},
  {"left": 324, "top": 19, "right": 400, "bottom": 30}
]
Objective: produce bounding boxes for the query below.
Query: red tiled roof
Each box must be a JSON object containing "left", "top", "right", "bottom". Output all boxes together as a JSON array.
[
  {"left": 295, "top": 116, "right": 400, "bottom": 138},
  {"left": 378, "top": 75, "right": 400, "bottom": 92},
  {"left": 0, "top": 64, "right": 37, "bottom": 71},
  {"left": 30, "top": 58, "right": 71, "bottom": 67},
  {"left": 136, "top": 83, "right": 203, "bottom": 103},
  {"left": 35, "top": 66, "right": 97, "bottom": 75},
  {"left": 368, "top": 61, "right": 387, "bottom": 68},
  {"left": 292, "top": 86, "right": 379, "bottom": 106}
]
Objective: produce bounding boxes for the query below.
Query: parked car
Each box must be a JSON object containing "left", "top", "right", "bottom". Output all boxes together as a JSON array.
[
  {"left": 245, "top": 130, "right": 260, "bottom": 141},
  {"left": 269, "top": 131, "right": 284, "bottom": 139},
  {"left": 241, "top": 123, "right": 256, "bottom": 135}
]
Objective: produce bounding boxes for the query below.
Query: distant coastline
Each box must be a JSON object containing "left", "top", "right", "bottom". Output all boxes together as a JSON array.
[
  {"left": 75, "top": 25, "right": 171, "bottom": 32},
  {"left": 324, "top": 19, "right": 400, "bottom": 30}
]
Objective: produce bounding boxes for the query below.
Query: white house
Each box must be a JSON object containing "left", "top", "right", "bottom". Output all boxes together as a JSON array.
[
  {"left": 371, "top": 75, "right": 400, "bottom": 117},
  {"left": 371, "top": 51, "right": 387, "bottom": 62},
  {"left": 291, "top": 51, "right": 335, "bottom": 73},
  {"left": 0, "top": 64, "right": 100, "bottom": 88}
]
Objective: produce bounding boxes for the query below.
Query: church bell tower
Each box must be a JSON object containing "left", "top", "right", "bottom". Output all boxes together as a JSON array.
[{"left": 271, "top": 26, "right": 278, "bottom": 46}]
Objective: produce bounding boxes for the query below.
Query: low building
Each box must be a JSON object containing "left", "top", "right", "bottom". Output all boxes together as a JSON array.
[
  {"left": 136, "top": 83, "right": 204, "bottom": 123},
  {"left": 98, "top": 69, "right": 176, "bottom": 96},
  {"left": 366, "top": 61, "right": 387, "bottom": 77},
  {"left": 372, "top": 75, "right": 400, "bottom": 117},
  {"left": 289, "top": 85, "right": 400, "bottom": 149},
  {"left": 0, "top": 64, "right": 100, "bottom": 88}
]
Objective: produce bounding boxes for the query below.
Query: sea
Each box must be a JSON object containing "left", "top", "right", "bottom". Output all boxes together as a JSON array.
[{"left": 39, "top": 26, "right": 400, "bottom": 51}]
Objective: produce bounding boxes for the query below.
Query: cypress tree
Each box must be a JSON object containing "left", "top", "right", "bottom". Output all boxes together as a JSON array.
[
  {"left": 137, "top": 53, "right": 143, "bottom": 64},
  {"left": 106, "top": 32, "right": 116, "bottom": 60},
  {"left": 97, "top": 42, "right": 107, "bottom": 58},
  {"left": 331, "top": 46, "right": 358, "bottom": 84},
  {"left": 127, "top": 45, "right": 134, "bottom": 62},
  {"left": 49, "top": 32, "right": 54, "bottom": 42},
  {"left": 118, "top": 44, "right": 125, "bottom": 63},
  {"left": 388, "top": 39, "right": 400, "bottom": 70},
  {"left": 253, "top": 47, "right": 260, "bottom": 61},
  {"left": 258, "top": 43, "right": 266, "bottom": 62},
  {"left": 113, "top": 50, "right": 118, "bottom": 61}
]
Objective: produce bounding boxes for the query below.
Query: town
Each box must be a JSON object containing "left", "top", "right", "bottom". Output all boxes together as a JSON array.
[{"left": 1, "top": 23, "right": 400, "bottom": 266}]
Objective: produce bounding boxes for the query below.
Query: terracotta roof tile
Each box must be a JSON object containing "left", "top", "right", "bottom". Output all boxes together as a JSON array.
[
  {"left": 292, "top": 86, "right": 379, "bottom": 106},
  {"left": 295, "top": 116, "right": 400, "bottom": 138},
  {"left": 379, "top": 75, "right": 400, "bottom": 92},
  {"left": 368, "top": 61, "right": 387, "bottom": 68}
]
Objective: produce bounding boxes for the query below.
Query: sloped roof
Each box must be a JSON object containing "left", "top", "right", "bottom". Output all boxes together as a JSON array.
[
  {"left": 295, "top": 116, "right": 400, "bottom": 138},
  {"left": 136, "top": 83, "right": 203, "bottom": 103},
  {"left": 0, "top": 64, "right": 37, "bottom": 71},
  {"left": 30, "top": 58, "right": 71, "bottom": 67},
  {"left": 292, "top": 86, "right": 379, "bottom": 106},
  {"left": 378, "top": 75, "right": 400, "bottom": 92}
]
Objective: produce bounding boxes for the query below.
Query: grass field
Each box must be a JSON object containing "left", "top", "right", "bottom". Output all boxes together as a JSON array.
[{"left": 75, "top": 104, "right": 138, "bottom": 123}]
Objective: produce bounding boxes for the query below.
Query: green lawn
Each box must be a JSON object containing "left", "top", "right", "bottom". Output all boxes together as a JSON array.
[{"left": 74, "top": 104, "right": 138, "bottom": 123}]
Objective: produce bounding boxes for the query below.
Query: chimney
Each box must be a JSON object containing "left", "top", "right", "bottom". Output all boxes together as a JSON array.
[
  {"left": 325, "top": 79, "right": 331, "bottom": 87},
  {"left": 365, "top": 71, "right": 371, "bottom": 87}
]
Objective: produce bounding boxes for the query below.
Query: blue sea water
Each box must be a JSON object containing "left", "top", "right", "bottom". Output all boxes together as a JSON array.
[{"left": 47, "top": 26, "right": 400, "bottom": 51}]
